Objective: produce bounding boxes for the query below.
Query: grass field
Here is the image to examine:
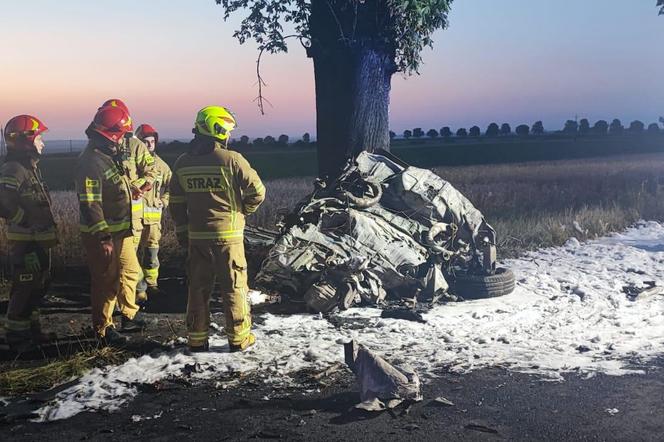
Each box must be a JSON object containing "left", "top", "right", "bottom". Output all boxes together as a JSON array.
[
  {"left": 38, "top": 133, "right": 664, "bottom": 190},
  {"left": 2, "top": 152, "right": 663, "bottom": 270}
]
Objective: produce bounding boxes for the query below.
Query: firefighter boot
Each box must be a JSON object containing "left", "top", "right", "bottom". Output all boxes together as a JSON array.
[
  {"left": 30, "top": 311, "right": 56, "bottom": 344},
  {"left": 187, "top": 340, "right": 210, "bottom": 353},
  {"left": 121, "top": 311, "right": 149, "bottom": 332},
  {"left": 229, "top": 333, "right": 256, "bottom": 353},
  {"left": 6, "top": 329, "right": 37, "bottom": 352},
  {"left": 98, "top": 326, "right": 129, "bottom": 347}
]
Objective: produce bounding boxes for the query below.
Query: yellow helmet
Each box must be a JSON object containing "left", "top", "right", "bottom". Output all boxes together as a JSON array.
[{"left": 193, "top": 106, "right": 237, "bottom": 142}]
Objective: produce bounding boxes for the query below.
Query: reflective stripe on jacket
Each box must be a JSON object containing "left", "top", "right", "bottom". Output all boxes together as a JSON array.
[
  {"left": 141, "top": 154, "right": 172, "bottom": 225},
  {"left": 0, "top": 153, "right": 57, "bottom": 248},
  {"left": 76, "top": 143, "right": 133, "bottom": 239},
  {"left": 169, "top": 141, "right": 265, "bottom": 244}
]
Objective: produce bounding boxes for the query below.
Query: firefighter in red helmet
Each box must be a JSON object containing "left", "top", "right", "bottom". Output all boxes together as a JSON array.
[
  {"left": 135, "top": 124, "right": 171, "bottom": 297},
  {"left": 76, "top": 106, "right": 148, "bottom": 345},
  {"left": 99, "top": 99, "right": 157, "bottom": 304},
  {"left": 0, "top": 115, "right": 57, "bottom": 350}
]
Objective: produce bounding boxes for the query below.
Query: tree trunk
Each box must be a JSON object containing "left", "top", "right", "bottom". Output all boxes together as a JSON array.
[{"left": 308, "top": 1, "right": 395, "bottom": 179}]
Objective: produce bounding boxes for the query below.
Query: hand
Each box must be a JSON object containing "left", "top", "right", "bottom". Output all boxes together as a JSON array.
[
  {"left": 24, "top": 252, "right": 41, "bottom": 273},
  {"left": 131, "top": 186, "right": 143, "bottom": 200},
  {"left": 100, "top": 238, "right": 114, "bottom": 262},
  {"left": 140, "top": 182, "right": 153, "bottom": 193}
]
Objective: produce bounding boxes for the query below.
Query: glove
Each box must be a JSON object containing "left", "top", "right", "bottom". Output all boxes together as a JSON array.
[{"left": 24, "top": 252, "right": 41, "bottom": 273}]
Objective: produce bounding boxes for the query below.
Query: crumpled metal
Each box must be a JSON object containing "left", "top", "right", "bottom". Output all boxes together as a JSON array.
[
  {"left": 255, "top": 151, "right": 496, "bottom": 311},
  {"left": 344, "top": 340, "right": 422, "bottom": 409}
]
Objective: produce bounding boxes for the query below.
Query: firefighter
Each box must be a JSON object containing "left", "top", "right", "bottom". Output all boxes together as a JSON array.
[
  {"left": 0, "top": 115, "right": 57, "bottom": 350},
  {"left": 77, "top": 105, "right": 148, "bottom": 345},
  {"left": 135, "top": 124, "right": 171, "bottom": 297},
  {"left": 99, "top": 99, "right": 157, "bottom": 303},
  {"left": 170, "top": 106, "right": 265, "bottom": 352}
]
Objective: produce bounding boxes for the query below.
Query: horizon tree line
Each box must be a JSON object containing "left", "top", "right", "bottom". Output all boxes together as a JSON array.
[
  {"left": 159, "top": 116, "right": 663, "bottom": 150},
  {"left": 396, "top": 118, "right": 662, "bottom": 140}
]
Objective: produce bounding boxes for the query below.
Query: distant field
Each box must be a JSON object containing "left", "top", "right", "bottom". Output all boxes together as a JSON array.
[
  {"left": 38, "top": 133, "right": 663, "bottom": 190},
  {"left": 8, "top": 135, "right": 663, "bottom": 271},
  {"left": 3, "top": 152, "right": 663, "bottom": 272}
]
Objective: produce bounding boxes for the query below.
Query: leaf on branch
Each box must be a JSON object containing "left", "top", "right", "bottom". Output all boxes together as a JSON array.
[
  {"left": 215, "top": 0, "right": 454, "bottom": 73},
  {"left": 214, "top": 0, "right": 455, "bottom": 111}
]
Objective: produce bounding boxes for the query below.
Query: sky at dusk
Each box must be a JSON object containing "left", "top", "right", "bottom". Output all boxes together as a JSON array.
[{"left": 1, "top": 0, "right": 662, "bottom": 140}]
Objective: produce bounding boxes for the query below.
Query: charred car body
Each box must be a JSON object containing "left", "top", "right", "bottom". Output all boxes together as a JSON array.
[{"left": 255, "top": 151, "right": 515, "bottom": 312}]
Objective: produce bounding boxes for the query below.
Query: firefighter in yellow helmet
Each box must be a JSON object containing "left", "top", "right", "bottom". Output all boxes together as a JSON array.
[
  {"left": 77, "top": 106, "right": 149, "bottom": 346},
  {"left": 135, "top": 124, "right": 171, "bottom": 297},
  {"left": 170, "top": 106, "right": 265, "bottom": 352},
  {"left": 0, "top": 115, "right": 57, "bottom": 350}
]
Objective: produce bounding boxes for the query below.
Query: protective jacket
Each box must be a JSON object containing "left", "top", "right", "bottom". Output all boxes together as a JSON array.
[
  {"left": 142, "top": 153, "right": 171, "bottom": 225},
  {"left": 170, "top": 141, "right": 265, "bottom": 244},
  {"left": 76, "top": 143, "right": 134, "bottom": 239},
  {"left": 0, "top": 153, "right": 57, "bottom": 248},
  {"left": 119, "top": 137, "right": 157, "bottom": 232}
]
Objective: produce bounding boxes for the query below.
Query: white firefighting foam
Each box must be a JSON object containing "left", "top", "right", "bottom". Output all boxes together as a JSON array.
[{"left": 35, "top": 221, "right": 664, "bottom": 421}]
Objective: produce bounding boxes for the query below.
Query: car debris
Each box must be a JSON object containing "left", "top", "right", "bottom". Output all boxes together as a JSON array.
[
  {"left": 255, "top": 150, "right": 515, "bottom": 312},
  {"left": 622, "top": 281, "right": 664, "bottom": 301},
  {"left": 380, "top": 308, "right": 427, "bottom": 323},
  {"left": 465, "top": 423, "right": 499, "bottom": 434},
  {"left": 432, "top": 396, "right": 455, "bottom": 407},
  {"left": 344, "top": 340, "right": 422, "bottom": 411}
]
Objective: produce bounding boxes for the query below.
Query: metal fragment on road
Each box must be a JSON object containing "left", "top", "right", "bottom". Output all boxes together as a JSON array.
[
  {"left": 344, "top": 340, "right": 422, "bottom": 411},
  {"left": 433, "top": 396, "right": 455, "bottom": 406}
]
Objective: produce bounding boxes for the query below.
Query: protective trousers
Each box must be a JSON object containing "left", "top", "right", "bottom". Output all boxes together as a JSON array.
[
  {"left": 82, "top": 234, "right": 141, "bottom": 336},
  {"left": 138, "top": 223, "right": 161, "bottom": 288},
  {"left": 132, "top": 233, "right": 146, "bottom": 298},
  {"left": 4, "top": 241, "right": 51, "bottom": 339},
  {"left": 186, "top": 241, "right": 251, "bottom": 347}
]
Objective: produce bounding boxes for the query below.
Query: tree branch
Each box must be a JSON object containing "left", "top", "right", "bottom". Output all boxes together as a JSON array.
[
  {"left": 254, "top": 34, "right": 305, "bottom": 115},
  {"left": 326, "top": 0, "right": 350, "bottom": 43}
]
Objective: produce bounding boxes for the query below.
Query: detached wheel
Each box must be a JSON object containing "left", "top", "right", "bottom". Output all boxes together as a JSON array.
[{"left": 449, "top": 267, "right": 516, "bottom": 299}]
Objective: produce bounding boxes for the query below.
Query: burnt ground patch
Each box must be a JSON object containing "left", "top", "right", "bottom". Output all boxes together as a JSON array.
[{"left": 2, "top": 359, "right": 663, "bottom": 441}]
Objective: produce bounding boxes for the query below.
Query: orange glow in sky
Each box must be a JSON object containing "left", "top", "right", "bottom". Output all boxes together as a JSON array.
[{"left": 1, "top": 0, "right": 662, "bottom": 140}]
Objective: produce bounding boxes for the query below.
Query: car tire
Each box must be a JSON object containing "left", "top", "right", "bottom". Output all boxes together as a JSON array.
[{"left": 448, "top": 267, "right": 516, "bottom": 300}]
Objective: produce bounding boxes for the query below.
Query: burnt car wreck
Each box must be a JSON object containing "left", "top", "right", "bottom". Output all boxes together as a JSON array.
[{"left": 254, "top": 151, "right": 515, "bottom": 312}]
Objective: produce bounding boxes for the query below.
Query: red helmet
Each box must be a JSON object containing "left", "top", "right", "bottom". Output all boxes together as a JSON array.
[
  {"left": 136, "top": 123, "right": 158, "bottom": 144},
  {"left": 101, "top": 98, "right": 130, "bottom": 115},
  {"left": 90, "top": 106, "right": 133, "bottom": 143},
  {"left": 4, "top": 115, "right": 48, "bottom": 149}
]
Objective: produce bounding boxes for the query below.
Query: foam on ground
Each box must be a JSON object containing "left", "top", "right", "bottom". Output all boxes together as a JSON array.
[{"left": 35, "top": 221, "right": 664, "bottom": 421}]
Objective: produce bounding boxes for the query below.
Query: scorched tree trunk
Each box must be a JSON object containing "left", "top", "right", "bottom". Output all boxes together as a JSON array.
[{"left": 308, "top": 0, "right": 395, "bottom": 179}]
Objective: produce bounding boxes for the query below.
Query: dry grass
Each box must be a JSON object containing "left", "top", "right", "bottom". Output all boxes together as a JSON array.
[
  {"left": 1, "top": 153, "right": 663, "bottom": 268},
  {"left": 0, "top": 347, "right": 127, "bottom": 396},
  {"left": 434, "top": 154, "right": 664, "bottom": 256}
]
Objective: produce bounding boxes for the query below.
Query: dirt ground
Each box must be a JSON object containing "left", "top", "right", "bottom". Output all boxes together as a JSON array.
[
  {"left": 2, "top": 269, "right": 663, "bottom": 441},
  {"left": 3, "top": 359, "right": 663, "bottom": 441}
]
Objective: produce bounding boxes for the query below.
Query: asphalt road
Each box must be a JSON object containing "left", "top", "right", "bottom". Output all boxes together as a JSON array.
[{"left": 3, "top": 358, "right": 663, "bottom": 441}]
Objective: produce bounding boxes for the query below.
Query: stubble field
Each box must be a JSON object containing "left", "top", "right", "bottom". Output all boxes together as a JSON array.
[{"left": 1, "top": 152, "right": 663, "bottom": 271}]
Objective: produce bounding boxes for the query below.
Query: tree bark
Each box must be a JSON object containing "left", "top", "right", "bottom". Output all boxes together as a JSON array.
[{"left": 308, "top": 0, "right": 395, "bottom": 179}]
